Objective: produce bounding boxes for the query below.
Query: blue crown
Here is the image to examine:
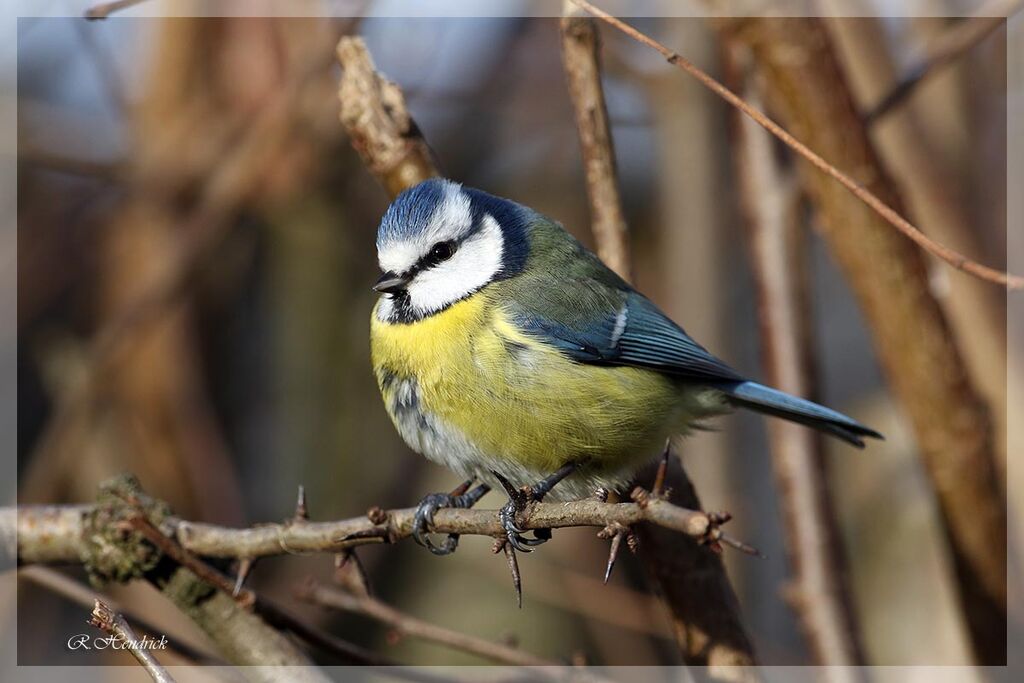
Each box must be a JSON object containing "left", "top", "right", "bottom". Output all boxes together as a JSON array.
[
  {"left": 377, "top": 178, "right": 532, "bottom": 278},
  {"left": 377, "top": 178, "right": 451, "bottom": 249}
]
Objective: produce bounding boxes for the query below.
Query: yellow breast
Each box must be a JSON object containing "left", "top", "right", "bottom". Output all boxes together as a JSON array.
[{"left": 370, "top": 294, "right": 700, "bottom": 475}]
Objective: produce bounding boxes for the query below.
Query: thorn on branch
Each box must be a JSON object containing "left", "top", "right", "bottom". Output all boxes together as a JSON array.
[
  {"left": 293, "top": 485, "right": 309, "bottom": 523},
  {"left": 494, "top": 540, "right": 523, "bottom": 609},
  {"left": 233, "top": 557, "right": 255, "bottom": 598},
  {"left": 598, "top": 523, "right": 629, "bottom": 584}
]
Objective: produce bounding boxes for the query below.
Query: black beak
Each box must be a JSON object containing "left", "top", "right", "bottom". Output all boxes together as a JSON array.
[{"left": 373, "top": 271, "right": 412, "bottom": 294}]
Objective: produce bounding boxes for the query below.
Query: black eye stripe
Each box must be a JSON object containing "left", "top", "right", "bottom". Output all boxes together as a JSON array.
[{"left": 413, "top": 240, "right": 457, "bottom": 272}]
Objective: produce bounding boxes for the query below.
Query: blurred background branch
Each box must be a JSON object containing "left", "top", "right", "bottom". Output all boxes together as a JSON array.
[
  {"left": 725, "top": 42, "right": 865, "bottom": 677},
  {"left": 865, "top": 0, "right": 1023, "bottom": 123},
  {"left": 720, "top": 16, "right": 1007, "bottom": 666}
]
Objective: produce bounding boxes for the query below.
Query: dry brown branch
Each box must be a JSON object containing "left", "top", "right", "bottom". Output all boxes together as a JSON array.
[
  {"left": 11, "top": 495, "right": 727, "bottom": 563},
  {"left": 569, "top": 0, "right": 1022, "bottom": 290},
  {"left": 337, "top": 37, "right": 437, "bottom": 198},
  {"left": 722, "top": 17, "right": 1006, "bottom": 666},
  {"left": 84, "top": 0, "right": 150, "bottom": 19},
  {"left": 560, "top": 1, "right": 632, "bottom": 280},
  {"left": 726, "top": 44, "right": 865, "bottom": 674},
  {"left": 555, "top": 11, "right": 758, "bottom": 673},
  {"left": 89, "top": 599, "right": 177, "bottom": 683},
  {"left": 297, "top": 579, "right": 560, "bottom": 669},
  {"left": 866, "top": 0, "right": 1023, "bottom": 123}
]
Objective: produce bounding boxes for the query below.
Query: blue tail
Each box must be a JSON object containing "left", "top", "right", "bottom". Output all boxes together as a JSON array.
[{"left": 714, "top": 381, "right": 882, "bottom": 448}]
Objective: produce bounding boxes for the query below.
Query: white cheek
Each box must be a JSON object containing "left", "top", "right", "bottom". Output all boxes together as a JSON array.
[
  {"left": 406, "top": 214, "right": 504, "bottom": 316},
  {"left": 376, "top": 296, "right": 394, "bottom": 322}
]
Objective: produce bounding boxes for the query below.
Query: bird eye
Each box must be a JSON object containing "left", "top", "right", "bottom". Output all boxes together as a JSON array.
[{"left": 428, "top": 240, "right": 456, "bottom": 264}]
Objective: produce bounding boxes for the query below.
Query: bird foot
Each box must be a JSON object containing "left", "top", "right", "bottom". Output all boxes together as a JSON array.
[
  {"left": 493, "top": 473, "right": 555, "bottom": 553},
  {"left": 411, "top": 482, "right": 490, "bottom": 556}
]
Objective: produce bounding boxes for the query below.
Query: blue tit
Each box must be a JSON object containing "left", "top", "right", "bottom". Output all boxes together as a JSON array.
[{"left": 370, "top": 178, "right": 881, "bottom": 554}]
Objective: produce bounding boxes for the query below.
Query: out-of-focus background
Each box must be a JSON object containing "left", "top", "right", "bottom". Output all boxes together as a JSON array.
[{"left": 11, "top": 7, "right": 1012, "bottom": 673}]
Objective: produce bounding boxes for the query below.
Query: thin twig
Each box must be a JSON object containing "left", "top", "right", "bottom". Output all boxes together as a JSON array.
[
  {"left": 84, "top": 0, "right": 151, "bottom": 19},
  {"left": 298, "top": 579, "right": 559, "bottom": 669},
  {"left": 253, "top": 595, "right": 393, "bottom": 667},
  {"left": 569, "top": 0, "right": 1022, "bottom": 290},
  {"left": 560, "top": 1, "right": 632, "bottom": 280},
  {"left": 866, "top": 0, "right": 1024, "bottom": 123},
  {"left": 89, "top": 599, "right": 177, "bottom": 683}
]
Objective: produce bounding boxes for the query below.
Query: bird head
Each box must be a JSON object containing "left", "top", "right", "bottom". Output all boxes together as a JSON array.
[{"left": 374, "top": 178, "right": 530, "bottom": 322}]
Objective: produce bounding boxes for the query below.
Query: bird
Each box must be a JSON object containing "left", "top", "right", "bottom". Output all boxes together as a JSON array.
[{"left": 369, "top": 178, "right": 881, "bottom": 555}]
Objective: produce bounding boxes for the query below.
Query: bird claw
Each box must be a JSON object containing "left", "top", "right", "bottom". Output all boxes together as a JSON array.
[
  {"left": 412, "top": 492, "right": 461, "bottom": 556},
  {"left": 411, "top": 482, "right": 491, "bottom": 556},
  {"left": 498, "top": 499, "right": 548, "bottom": 552},
  {"left": 494, "top": 473, "right": 553, "bottom": 552}
]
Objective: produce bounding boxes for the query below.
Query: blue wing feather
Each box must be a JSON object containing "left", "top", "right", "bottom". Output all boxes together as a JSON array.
[{"left": 512, "top": 291, "right": 743, "bottom": 382}]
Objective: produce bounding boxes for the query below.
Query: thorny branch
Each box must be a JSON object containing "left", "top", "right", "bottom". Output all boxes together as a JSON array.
[
  {"left": 8, "top": 477, "right": 738, "bottom": 676},
  {"left": 10, "top": 492, "right": 733, "bottom": 565},
  {"left": 569, "top": 0, "right": 1022, "bottom": 290},
  {"left": 89, "top": 599, "right": 177, "bottom": 683}
]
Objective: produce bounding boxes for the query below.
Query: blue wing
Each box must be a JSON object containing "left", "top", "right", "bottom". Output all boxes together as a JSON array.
[
  {"left": 505, "top": 287, "right": 881, "bottom": 447},
  {"left": 511, "top": 289, "right": 743, "bottom": 383}
]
